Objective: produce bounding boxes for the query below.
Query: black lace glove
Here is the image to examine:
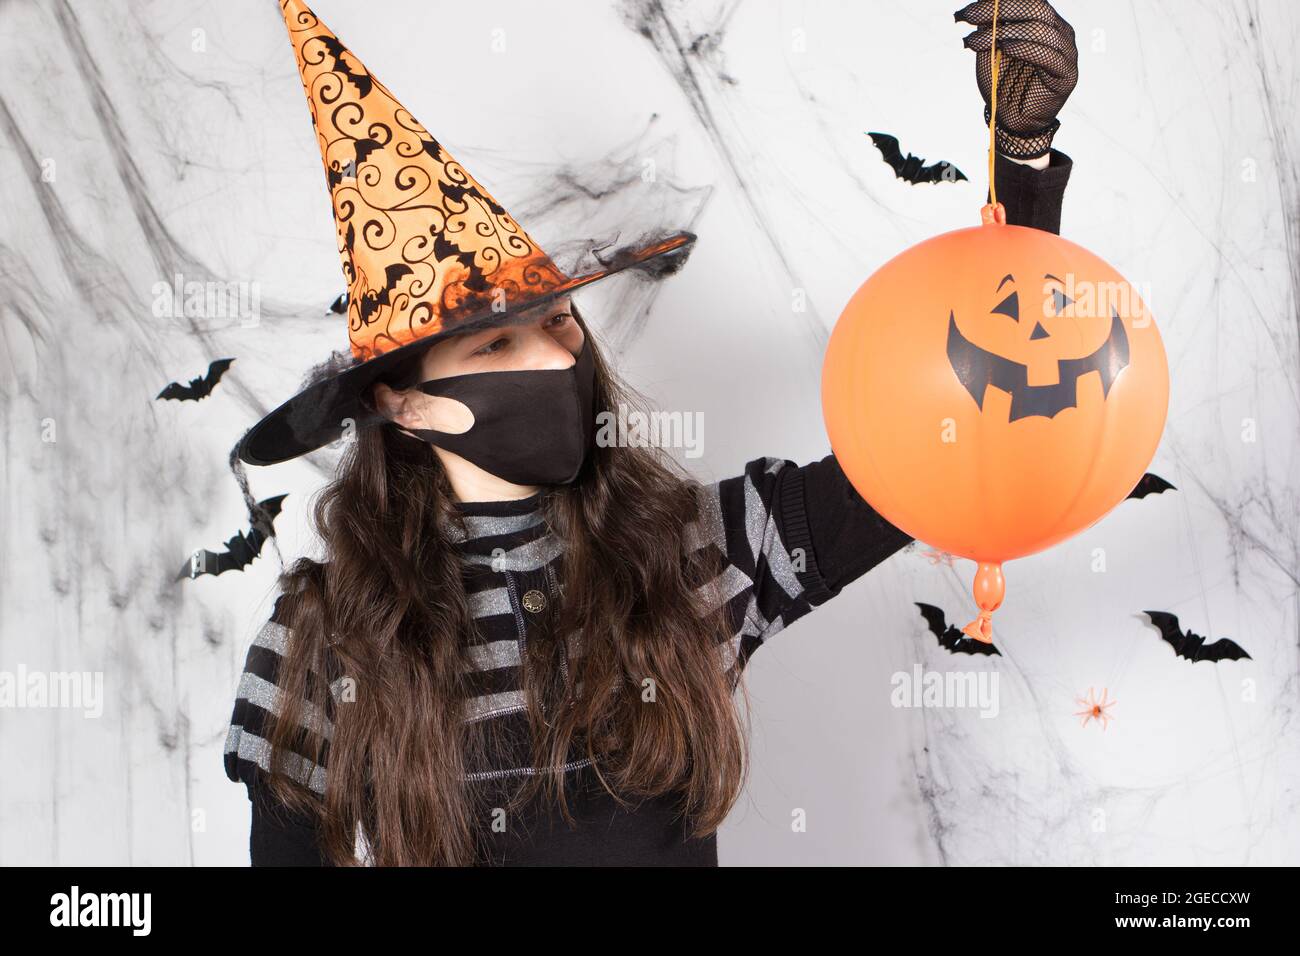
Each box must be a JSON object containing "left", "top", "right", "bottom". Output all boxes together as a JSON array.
[{"left": 955, "top": 0, "right": 1079, "bottom": 160}]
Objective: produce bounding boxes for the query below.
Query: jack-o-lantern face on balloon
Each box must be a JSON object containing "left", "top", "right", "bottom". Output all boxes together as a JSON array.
[
  {"left": 822, "top": 223, "right": 1168, "bottom": 569},
  {"left": 946, "top": 273, "right": 1130, "bottom": 422}
]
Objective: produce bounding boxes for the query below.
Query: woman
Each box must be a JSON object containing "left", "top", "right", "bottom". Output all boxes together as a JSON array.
[{"left": 223, "top": 0, "right": 1078, "bottom": 865}]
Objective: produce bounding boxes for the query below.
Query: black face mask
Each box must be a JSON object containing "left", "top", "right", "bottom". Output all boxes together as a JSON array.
[{"left": 399, "top": 337, "right": 597, "bottom": 486}]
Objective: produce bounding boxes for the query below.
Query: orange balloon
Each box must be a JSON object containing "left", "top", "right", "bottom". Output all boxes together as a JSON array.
[{"left": 822, "top": 214, "right": 1169, "bottom": 642}]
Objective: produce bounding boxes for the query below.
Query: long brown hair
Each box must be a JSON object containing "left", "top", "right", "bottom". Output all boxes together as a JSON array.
[{"left": 258, "top": 302, "right": 752, "bottom": 865}]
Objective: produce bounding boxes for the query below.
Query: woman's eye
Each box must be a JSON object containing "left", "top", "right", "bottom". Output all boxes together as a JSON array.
[{"left": 472, "top": 313, "right": 570, "bottom": 355}]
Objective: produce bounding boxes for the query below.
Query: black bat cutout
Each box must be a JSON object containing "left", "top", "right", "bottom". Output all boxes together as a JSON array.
[
  {"left": 156, "top": 358, "right": 235, "bottom": 402},
  {"left": 1142, "top": 611, "right": 1252, "bottom": 663},
  {"left": 1126, "top": 473, "right": 1176, "bottom": 499},
  {"left": 915, "top": 602, "right": 1002, "bottom": 656},
  {"left": 947, "top": 306, "right": 1130, "bottom": 421},
  {"left": 867, "top": 132, "right": 967, "bottom": 185},
  {"left": 328, "top": 291, "right": 348, "bottom": 314},
  {"left": 177, "top": 495, "right": 287, "bottom": 581}
]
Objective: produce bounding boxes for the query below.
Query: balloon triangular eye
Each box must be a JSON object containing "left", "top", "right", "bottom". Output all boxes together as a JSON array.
[
  {"left": 991, "top": 291, "right": 1019, "bottom": 322},
  {"left": 1053, "top": 289, "right": 1074, "bottom": 313}
]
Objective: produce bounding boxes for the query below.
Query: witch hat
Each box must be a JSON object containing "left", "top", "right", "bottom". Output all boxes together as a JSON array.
[{"left": 237, "top": 0, "right": 696, "bottom": 466}]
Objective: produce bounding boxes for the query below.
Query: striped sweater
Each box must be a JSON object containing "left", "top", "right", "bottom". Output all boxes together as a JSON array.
[{"left": 222, "top": 454, "right": 915, "bottom": 865}]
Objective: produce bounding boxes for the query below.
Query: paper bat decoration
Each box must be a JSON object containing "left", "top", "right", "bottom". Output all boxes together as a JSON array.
[
  {"left": 156, "top": 358, "right": 235, "bottom": 402},
  {"left": 1142, "top": 611, "right": 1252, "bottom": 663},
  {"left": 177, "top": 494, "right": 287, "bottom": 581},
  {"left": 1126, "top": 473, "right": 1176, "bottom": 499},
  {"left": 866, "top": 132, "right": 967, "bottom": 185},
  {"left": 915, "top": 602, "right": 1002, "bottom": 656}
]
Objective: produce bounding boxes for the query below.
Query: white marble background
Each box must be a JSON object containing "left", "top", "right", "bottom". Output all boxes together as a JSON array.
[{"left": 1, "top": 0, "right": 1296, "bottom": 865}]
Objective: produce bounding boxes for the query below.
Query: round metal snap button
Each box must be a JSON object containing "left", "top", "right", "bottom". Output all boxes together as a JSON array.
[{"left": 521, "top": 589, "right": 548, "bottom": 613}]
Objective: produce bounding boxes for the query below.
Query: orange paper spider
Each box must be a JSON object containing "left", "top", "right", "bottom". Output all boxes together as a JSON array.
[{"left": 1074, "top": 687, "right": 1117, "bottom": 731}]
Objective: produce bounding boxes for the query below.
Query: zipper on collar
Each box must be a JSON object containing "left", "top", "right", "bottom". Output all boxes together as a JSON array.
[
  {"left": 543, "top": 562, "right": 573, "bottom": 700},
  {"left": 503, "top": 569, "right": 529, "bottom": 655}
]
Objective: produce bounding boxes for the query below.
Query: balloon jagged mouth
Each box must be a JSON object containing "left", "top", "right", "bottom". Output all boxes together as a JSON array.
[{"left": 945, "top": 306, "right": 1130, "bottom": 422}]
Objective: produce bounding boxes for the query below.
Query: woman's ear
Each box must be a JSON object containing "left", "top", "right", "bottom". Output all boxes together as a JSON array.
[
  {"left": 370, "top": 381, "right": 414, "bottom": 428},
  {"left": 370, "top": 357, "right": 475, "bottom": 438},
  {"left": 369, "top": 382, "right": 426, "bottom": 443}
]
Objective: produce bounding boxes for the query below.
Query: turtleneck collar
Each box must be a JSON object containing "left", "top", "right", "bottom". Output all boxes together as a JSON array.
[
  {"left": 450, "top": 490, "right": 545, "bottom": 517},
  {"left": 439, "top": 490, "right": 562, "bottom": 571}
]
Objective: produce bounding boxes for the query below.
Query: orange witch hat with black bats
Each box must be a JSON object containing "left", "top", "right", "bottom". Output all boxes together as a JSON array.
[{"left": 237, "top": 0, "right": 695, "bottom": 466}]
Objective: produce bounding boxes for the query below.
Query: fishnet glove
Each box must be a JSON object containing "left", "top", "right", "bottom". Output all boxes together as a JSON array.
[{"left": 956, "top": 0, "right": 1079, "bottom": 160}]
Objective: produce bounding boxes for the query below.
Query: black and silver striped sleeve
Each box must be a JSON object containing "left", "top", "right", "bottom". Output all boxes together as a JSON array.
[
  {"left": 689, "top": 454, "right": 914, "bottom": 665},
  {"left": 222, "top": 594, "right": 333, "bottom": 795},
  {"left": 223, "top": 594, "right": 335, "bottom": 866}
]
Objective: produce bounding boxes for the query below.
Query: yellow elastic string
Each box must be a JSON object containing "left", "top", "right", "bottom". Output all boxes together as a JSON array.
[{"left": 987, "top": 0, "right": 1002, "bottom": 208}]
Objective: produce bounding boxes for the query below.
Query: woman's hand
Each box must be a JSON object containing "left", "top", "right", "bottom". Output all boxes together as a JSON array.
[{"left": 955, "top": 0, "right": 1079, "bottom": 161}]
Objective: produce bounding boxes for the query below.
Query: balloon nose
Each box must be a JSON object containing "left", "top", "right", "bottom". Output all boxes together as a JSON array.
[{"left": 1029, "top": 321, "right": 1051, "bottom": 340}]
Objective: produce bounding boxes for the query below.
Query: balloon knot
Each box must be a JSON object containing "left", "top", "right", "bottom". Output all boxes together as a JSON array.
[
  {"left": 980, "top": 202, "right": 1007, "bottom": 226},
  {"left": 961, "top": 611, "right": 994, "bottom": 644}
]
